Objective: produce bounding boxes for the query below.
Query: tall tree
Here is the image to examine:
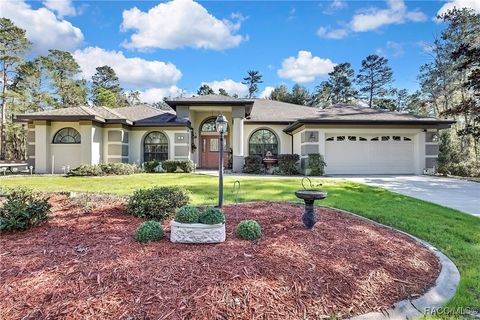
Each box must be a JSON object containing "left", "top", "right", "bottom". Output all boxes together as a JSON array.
[
  {"left": 269, "top": 84, "right": 312, "bottom": 106},
  {"left": 356, "top": 54, "right": 393, "bottom": 108},
  {"left": 126, "top": 90, "right": 141, "bottom": 105},
  {"left": 91, "top": 65, "right": 125, "bottom": 108},
  {"left": 40, "top": 50, "right": 87, "bottom": 108},
  {"left": 418, "top": 8, "right": 480, "bottom": 169},
  {"left": 0, "top": 18, "right": 30, "bottom": 159},
  {"left": 197, "top": 84, "right": 214, "bottom": 96},
  {"left": 218, "top": 88, "right": 229, "bottom": 96},
  {"left": 269, "top": 84, "right": 290, "bottom": 102},
  {"left": 327, "top": 62, "right": 357, "bottom": 104},
  {"left": 12, "top": 60, "right": 53, "bottom": 113},
  {"left": 289, "top": 84, "right": 311, "bottom": 105},
  {"left": 242, "top": 70, "right": 263, "bottom": 98},
  {"left": 311, "top": 81, "right": 333, "bottom": 108}
]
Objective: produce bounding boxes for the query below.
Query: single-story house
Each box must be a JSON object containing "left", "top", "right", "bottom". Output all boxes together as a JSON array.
[{"left": 15, "top": 94, "right": 454, "bottom": 175}]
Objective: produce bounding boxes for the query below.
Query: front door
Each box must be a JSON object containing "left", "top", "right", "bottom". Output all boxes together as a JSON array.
[{"left": 201, "top": 135, "right": 228, "bottom": 169}]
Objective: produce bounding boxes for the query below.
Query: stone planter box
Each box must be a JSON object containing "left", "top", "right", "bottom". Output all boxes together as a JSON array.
[{"left": 170, "top": 220, "right": 226, "bottom": 243}]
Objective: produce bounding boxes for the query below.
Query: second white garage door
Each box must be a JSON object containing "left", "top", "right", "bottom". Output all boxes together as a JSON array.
[{"left": 325, "top": 134, "right": 415, "bottom": 174}]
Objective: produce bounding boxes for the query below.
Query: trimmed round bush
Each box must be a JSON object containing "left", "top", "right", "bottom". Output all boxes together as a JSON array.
[
  {"left": 175, "top": 206, "right": 200, "bottom": 223},
  {"left": 127, "top": 186, "right": 190, "bottom": 221},
  {"left": 236, "top": 220, "right": 262, "bottom": 241},
  {"left": 134, "top": 220, "right": 164, "bottom": 243},
  {"left": 199, "top": 207, "right": 225, "bottom": 225}
]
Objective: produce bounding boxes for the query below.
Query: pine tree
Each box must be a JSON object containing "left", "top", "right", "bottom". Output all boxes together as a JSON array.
[
  {"left": 356, "top": 54, "right": 393, "bottom": 108},
  {"left": 242, "top": 70, "right": 263, "bottom": 98},
  {"left": 0, "top": 18, "right": 30, "bottom": 159}
]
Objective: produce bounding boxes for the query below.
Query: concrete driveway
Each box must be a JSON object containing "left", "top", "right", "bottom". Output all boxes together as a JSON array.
[{"left": 341, "top": 175, "right": 480, "bottom": 217}]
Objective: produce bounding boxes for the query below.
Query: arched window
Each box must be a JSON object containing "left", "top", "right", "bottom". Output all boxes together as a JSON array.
[
  {"left": 200, "top": 117, "right": 228, "bottom": 133},
  {"left": 144, "top": 131, "right": 168, "bottom": 162},
  {"left": 249, "top": 129, "right": 278, "bottom": 157},
  {"left": 53, "top": 127, "right": 81, "bottom": 144}
]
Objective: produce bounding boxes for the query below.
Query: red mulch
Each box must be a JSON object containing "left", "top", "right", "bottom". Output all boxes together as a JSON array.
[{"left": 0, "top": 196, "right": 440, "bottom": 320}]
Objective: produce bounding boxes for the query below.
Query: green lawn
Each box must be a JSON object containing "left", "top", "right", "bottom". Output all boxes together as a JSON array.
[{"left": 1, "top": 173, "right": 479, "bottom": 317}]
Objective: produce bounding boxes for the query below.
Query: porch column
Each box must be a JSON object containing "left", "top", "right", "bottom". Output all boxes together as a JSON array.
[
  {"left": 80, "top": 121, "right": 93, "bottom": 165},
  {"left": 232, "top": 107, "right": 245, "bottom": 172},
  {"left": 34, "top": 121, "right": 50, "bottom": 173}
]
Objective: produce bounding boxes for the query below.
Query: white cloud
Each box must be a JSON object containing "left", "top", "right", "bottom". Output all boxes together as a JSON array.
[
  {"left": 277, "top": 51, "right": 335, "bottom": 83},
  {"left": 43, "top": 0, "right": 76, "bottom": 18},
  {"left": 260, "top": 86, "right": 275, "bottom": 99},
  {"left": 0, "top": 0, "right": 84, "bottom": 53},
  {"left": 73, "top": 47, "right": 182, "bottom": 89},
  {"left": 203, "top": 79, "right": 248, "bottom": 97},
  {"left": 317, "top": 26, "right": 349, "bottom": 39},
  {"left": 387, "top": 41, "right": 404, "bottom": 57},
  {"left": 323, "top": 0, "right": 348, "bottom": 15},
  {"left": 350, "top": 0, "right": 427, "bottom": 32},
  {"left": 437, "top": 0, "right": 480, "bottom": 16},
  {"left": 139, "top": 86, "right": 185, "bottom": 103},
  {"left": 121, "top": 0, "right": 246, "bottom": 50}
]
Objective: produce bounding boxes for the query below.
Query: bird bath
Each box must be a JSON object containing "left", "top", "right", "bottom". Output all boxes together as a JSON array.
[{"left": 295, "top": 177, "right": 327, "bottom": 228}]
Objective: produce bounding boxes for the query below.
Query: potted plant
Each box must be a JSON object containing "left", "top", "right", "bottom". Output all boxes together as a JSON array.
[{"left": 170, "top": 206, "right": 226, "bottom": 243}]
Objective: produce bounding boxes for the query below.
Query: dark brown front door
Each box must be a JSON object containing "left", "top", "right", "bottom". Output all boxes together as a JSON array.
[{"left": 201, "top": 135, "right": 228, "bottom": 169}]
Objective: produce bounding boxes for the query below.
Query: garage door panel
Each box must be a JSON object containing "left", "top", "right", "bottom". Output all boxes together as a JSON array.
[{"left": 325, "top": 135, "right": 414, "bottom": 174}]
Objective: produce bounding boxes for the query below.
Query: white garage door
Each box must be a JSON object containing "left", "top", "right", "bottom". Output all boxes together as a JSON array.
[{"left": 325, "top": 134, "right": 415, "bottom": 174}]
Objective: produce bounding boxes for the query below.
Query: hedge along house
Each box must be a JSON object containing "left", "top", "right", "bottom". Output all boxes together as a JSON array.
[{"left": 15, "top": 94, "right": 454, "bottom": 175}]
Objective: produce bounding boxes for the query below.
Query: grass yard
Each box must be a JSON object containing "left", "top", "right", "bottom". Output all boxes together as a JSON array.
[{"left": 1, "top": 173, "right": 479, "bottom": 317}]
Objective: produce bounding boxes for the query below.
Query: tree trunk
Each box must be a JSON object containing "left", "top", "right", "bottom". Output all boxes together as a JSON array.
[{"left": 0, "top": 63, "right": 7, "bottom": 160}]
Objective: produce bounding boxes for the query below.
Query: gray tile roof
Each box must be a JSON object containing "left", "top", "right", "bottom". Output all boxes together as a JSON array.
[
  {"left": 307, "top": 104, "right": 446, "bottom": 122},
  {"left": 15, "top": 104, "right": 187, "bottom": 126},
  {"left": 247, "top": 99, "right": 319, "bottom": 122}
]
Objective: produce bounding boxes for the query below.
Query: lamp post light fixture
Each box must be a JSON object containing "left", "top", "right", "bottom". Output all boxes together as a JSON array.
[{"left": 216, "top": 114, "right": 228, "bottom": 208}]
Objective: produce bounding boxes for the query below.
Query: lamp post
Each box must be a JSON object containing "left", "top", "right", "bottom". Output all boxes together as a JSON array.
[{"left": 216, "top": 114, "right": 228, "bottom": 208}]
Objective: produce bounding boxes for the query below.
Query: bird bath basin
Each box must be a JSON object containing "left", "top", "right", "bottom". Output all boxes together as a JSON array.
[{"left": 295, "top": 177, "right": 327, "bottom": 229}]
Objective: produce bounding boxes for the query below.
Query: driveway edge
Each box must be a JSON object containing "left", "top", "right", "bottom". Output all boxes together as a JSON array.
[{"left": 324, "top": 207, "right": 461, "bottom": 320}]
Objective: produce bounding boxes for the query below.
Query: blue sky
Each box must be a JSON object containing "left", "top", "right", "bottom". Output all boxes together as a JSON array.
[{"left": 2, "top": 0, "right": 479, "bottom": 102}]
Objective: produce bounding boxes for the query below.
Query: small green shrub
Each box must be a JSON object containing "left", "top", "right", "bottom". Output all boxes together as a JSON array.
[
  {"left": 175, "top": 206, "right": 200, "bottom": 223},
  {"left": 68, "top": 163, "right": 142, "bottom": 176},
  {"left": 199, "top": 207, "right": 225, "bottom": 225},
  {"left": 144, "top": 160, "right": 161, "bottom": 173},
  {"left": 243, "top": 155, "right": 262, "bottom": 174},
  {"left": 0, "top": 187, "right": 51, "bottom": 232},
  {"left": 236, "top": 220, "right": 262, "bottom": 241},
  {"left": 134, "top": 220, "right": 164, "bottom": 243},
  {"left": 127, "top": 186, "right": 190, "bottom": 221},
  {"left": 277, "top": 154, "right": 300, "bottom": 175},
  {"left": 308, "top": 153, "right": 327, "bottom": 176},
  {"left": 162, "top": 160, "right": 195, "bottom": 173},
  {"left": 68, "top": 164, "right": 103, "bottom": 176}
]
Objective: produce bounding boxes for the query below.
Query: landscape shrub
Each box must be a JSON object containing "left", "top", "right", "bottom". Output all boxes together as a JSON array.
[
  {"left": 162, "top": 160, "right": 195, "bottom": 173},
  {"left": 175, "top": 206, "right": 200, "bottom": 223},
  {"left": 236, "top": 220, "right": 262, "bottom": 241},
  {"left": 127, "top": 186, "right": 190, "bottom": 221},
  {"left": 199, "top": 207, "right": 225, "bottom": 225},
  {"left": 134, "top": 220, "right": 164, "bottom": 243},
  {"left": 243, "top": 155, "right": 262, "bottom": 174},
  {"left": 438, "top": 161, "right": 480, "bottom": 177},
  {"left": 144, "top": 160, "right": 161, "bottom": 173},
  {"left": 0, "top": 188, "right": 51, "bottom": 232},
  {"left": 276, "top": 154, "right": 300, "bottom": 175},
  {"left": 308, "top": 154, "right": 327, "bottom": 176},
  {"left": 68, "top": 164, "right": 103, "bottom": 176},
  {"left": 68, "top": 163, "right": 142, "bottom": 176}
]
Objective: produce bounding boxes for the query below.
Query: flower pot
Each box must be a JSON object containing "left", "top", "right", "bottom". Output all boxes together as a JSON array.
[{"left": 170, "top": 220, "right": 226, "bottom": 243}]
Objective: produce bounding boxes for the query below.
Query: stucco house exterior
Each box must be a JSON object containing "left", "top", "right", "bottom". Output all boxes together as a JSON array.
[{"left": 15, "top": 94, "right": 454, "bottom": 175}]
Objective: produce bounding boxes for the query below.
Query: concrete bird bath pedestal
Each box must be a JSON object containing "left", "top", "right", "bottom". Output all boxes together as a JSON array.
[{"left": 295, "top": 177, "right": 327, "bottom": 229}]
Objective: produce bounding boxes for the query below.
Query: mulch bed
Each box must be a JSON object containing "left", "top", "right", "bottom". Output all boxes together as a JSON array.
[{"left": 0, "top": 195, "right": 440, "bottom": 320}]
